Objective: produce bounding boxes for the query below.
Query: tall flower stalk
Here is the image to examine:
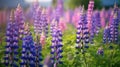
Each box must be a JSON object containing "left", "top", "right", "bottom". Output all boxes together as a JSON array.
[
  {"left": 40, "top": 9, "right": 49, "bottom": 38},
  {"left": 20, "top": 25, "right": 36, "bottom": 67},
  {"left": 103, "top": 26, "right": 111, "bottom": 44},
  {"left": 75, "top": 7, "right": 89, "bottom": 67},
  {"left": 89, "top": 11, "right": 101, "bottom": 44},
  {"left": 87, "top": 0, "right": 94, "bottom": 44},
  {"left": 89, "top": 15, "right": 96, "bottom": 44},
  {"left": 34, "top": 41, "right": 43, "bottom": 67},
  {"left": 34, "top": 7, "right": 42, "bottom": 34},
  {"left": 15, "top": 4, "right": 25, "bottom": 39},
  {"left": 94, "top": 11, "right": 101, "bottom": 34},
  {"left": 4, "top": 10, "right": 19, "bottom": 67},
  {"left": 109, "top": 4, "right": 119, "bottom": 43},
  {"left": 87, "top": 0, "right": 94, "bottom": 31},
  {"left": 50, "top": 20, "right": 63, "bottom": 67},
  {"left": 76, "top": 7, "right": 89, "bottom": 51},
  {"left": 34, "top": 8, "right": 48, "bottom": 38}
]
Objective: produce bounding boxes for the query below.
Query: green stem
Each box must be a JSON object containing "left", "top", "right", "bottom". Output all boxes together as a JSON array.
[
  {"left": 110, "top": 49, "right": 114, "bottom": 67},
  {"left": 83, "top": 52, "right": 87, "bottom": 67}
]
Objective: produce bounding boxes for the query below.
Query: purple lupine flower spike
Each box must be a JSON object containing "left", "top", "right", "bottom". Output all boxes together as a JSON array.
[
  {"left": 50, "top": 20, "right": 63, "bottom": 67},
  {"left": 50, "top": 19, "right": 56, "bottom": 35},
  {"left": 83, "top": 16, "right": 89, "bottom": 48},
  {"left": 103, "top": 26, "right": 111, "bottom": 44},
  {"left": 94, "top": 11, "right": 101, "bottom": 34},
  {"left": 109, "top": 4, "right": 119, "bottom": 43},
  {"left": 4, "top": 10, "right": 19, "bottom": 67},
  {"left": 4, "top": 10, "right": 14, "bottom": 66},
  {"left": 50, "top": 25, "right": 57, "bottom": 64},
  {"left": 34, "top": 42, "right": 43, "bottom": 67},
  {"left": 56, "top": 29, "right": 63, "bottom": 64},
  {"left": 34, "top": 35, "right": 43, "bottom": 67},
  {"left": 29, "top": 33, "right": 36, "bottom": 67},
  {"left": 89, "top": 11, "right": 101, "bottom": 44},
  {"left": 20, "top": 25, "right": 36, "bottom": 67},
  {"left": 12, "top": 20, "right": 19, "bottom": 67},
  {"left": 87, "top": 0, "right": 95, "bottom": 44},
  {"left": 34, "top": 8, "right": 48, "bottom": 38},
  {"left": 76, "top": 7, "right": 89, "bottom": 54},
  {"left": 89, "top": 15, "right": 96, "bottom": 44},
  {"left": 34, "top": 7, "right": 42, "bottom": 34},
  {"left": 87, "top": 0, "right": 94, "bottom": 31},
  {"left": 76, "top": 7, "right": 83, "bottom": 48},
  {"left": 20, "top": 35, "right": 27, "bottom": 67},
  {"left": 41, "top": 9, "right": 49, "bottom": 37},
  {"left": 15, "top": 4, "right": 25, "bottom": 39}
]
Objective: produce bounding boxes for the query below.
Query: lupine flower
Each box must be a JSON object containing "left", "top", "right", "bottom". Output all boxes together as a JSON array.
[
  {"left": 94, "top": 11, "right": 101, "bottom": 34},
  {"left": 50, "top": 21, "right": 63, "bottom": 66},
  {"left": 4, "top": 10, "right": 19, "bottom": 67},
  {"left": 34, "top": 42, "right": 43, "bottom": 67},
  {"left": 15, "top": 4, "right": 25, "bottom": 39},
  {"left": 87, "top": 0, "right": 94, "bottom": 31},
  {"left": 20, "top": 34, "right": 27, "bottom": 66},
  {"left": 34, "top": 8, "right": 48, "bottom": 37},
  {"left": 89, "top": 15, "right": 96, "bottom": 44},
  {"left": 4, "top": 13, "right": 13, "bottom": 66},
  {"left": 97, "top": 47, "right": 104, "bottom": 56},
  {"left": 21, "top": 28, "right": 36, "bottom": 67},
  {"left": 103, "top": 26, "right": 111, "bottom": 44},
  {"left": 34, "top": 7, "right": 42, "bottom": 34},
  {"left": 89, "top": 11, "right": 101, "bottom": 44},
  {"left": 12, "top": 21, "right": 19, "bottom": 67},
  {"left": 50, "top": 19, "right": 57, "bottom": 35},
  {"left": 109, "top": 4, "right": 119, "bottom": 43},
  {"left": 29, "top": 34, "right": 36, "bottom": 67},
  {"left": 76, "top": 7, "right": 89, "bottom": 54},
  {"left": 40, "top": 9, "right": 49, "bottom": 37},
  {"left": 76, "top": 8, "right": 83, "bottom": 46}
]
